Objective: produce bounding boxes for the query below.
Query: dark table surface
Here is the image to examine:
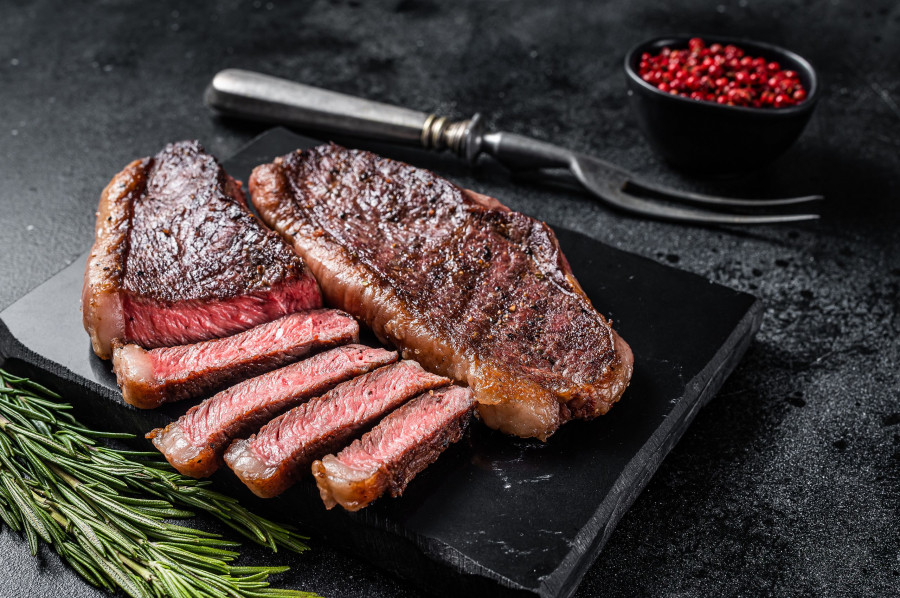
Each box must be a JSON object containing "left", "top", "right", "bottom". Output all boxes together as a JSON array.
[{"left": 1, "top": 1, "right": 898, "bottom": 596}]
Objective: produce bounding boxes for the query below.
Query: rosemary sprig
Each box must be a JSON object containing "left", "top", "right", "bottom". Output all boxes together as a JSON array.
[{"left": 0, "top": 368, "right": 319, "bottom": 598}]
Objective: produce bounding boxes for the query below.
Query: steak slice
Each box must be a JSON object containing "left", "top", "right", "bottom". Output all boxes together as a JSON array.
[
  {"left": 224, "top": 360, "right": 449, "bottom": 498},
  {"left": 82, "top": 140, "right": 321, "bottom": 360},
  {"left": 113, "top": 309, "right": 359, "bottom": 409},
  {"left": 249, "top": 144, "right": 634, "bottom": 441},
  {"left": 312, "top": 385, "right": 475, "bottom": 511},
  {"left": 147, "top": 345, "right": 397, "bottom": 478}
]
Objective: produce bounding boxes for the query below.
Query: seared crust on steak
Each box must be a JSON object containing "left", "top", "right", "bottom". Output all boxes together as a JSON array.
[
  {"left": 82, "top": 158, "right": 148, "bottom": 359},
  {"left": 249, "top": 144, "right": 633, "bottom": 440},
  {"left": 82, "top": 141, "right": 321, "bottom": 359}
]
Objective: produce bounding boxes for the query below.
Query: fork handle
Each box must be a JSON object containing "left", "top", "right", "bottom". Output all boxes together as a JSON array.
[
  {"left": 480, "top": 132, "right": 574, "bottom": 171},
  {"left": 206, "top": 69, "right": 579, "bottom": 171},
  {"left": 205, "top": 69, "right": 484, "bottom": 160}
]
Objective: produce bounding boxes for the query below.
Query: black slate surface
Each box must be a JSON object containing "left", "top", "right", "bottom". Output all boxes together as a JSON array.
[
  {"left": 1, "top": 127, "right": 761, "bottom": 598},
  {"left": 1, "top": 1, "right": 898, "bottom": 597}
]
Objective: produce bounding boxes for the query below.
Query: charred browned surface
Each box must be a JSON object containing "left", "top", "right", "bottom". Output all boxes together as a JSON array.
[
  {"left": 250, "top": 144, "right": 633, "bottom": 439},
  {"left": 123, "top": 140, "right": 307, "bottom": 302}
]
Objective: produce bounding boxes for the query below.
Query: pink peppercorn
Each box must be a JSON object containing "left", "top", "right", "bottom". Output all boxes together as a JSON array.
[{"left": 638, "top": 37, "right": 807, "bottom": 108}]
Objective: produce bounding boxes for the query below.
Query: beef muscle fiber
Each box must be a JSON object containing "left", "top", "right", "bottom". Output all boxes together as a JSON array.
[
  {"left": 312, "top": 385, "right": 475, "bottom": 511},
  {"left": 224, "top": 360, "right": 449, "bottom": 498},
  {"left": 113, "top": 309, "right": 359, "bottom": 409},
  {"left": 147, "top": 344, "right": 397, "bottom": 478}
]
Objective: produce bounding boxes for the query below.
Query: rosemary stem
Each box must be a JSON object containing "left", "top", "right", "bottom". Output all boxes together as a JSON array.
[
  {"left": 48, "top": 462, "right": 82, "bottom": 489},
  {"left": 118, "top": 551, "right": 155, "bottom": 582}
]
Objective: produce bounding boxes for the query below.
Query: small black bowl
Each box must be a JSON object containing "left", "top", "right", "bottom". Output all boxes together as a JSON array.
[{"left": 624, "top": 35, "right": 820, "bottom": 174}]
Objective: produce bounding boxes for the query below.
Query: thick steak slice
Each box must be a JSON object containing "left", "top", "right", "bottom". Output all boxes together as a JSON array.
[
  {"left": 312, "top": 385, "right": 475, "bottom": 511},
  {"left": 113, "top": 310, "right": 358, "bottom": 409},
  {"left": 82, "top": 140, "right": 321, "bottom": 360},
  {"left": 249, "top": 144, "right": 634, "bottom": 441},
  {"left": 224, "top": 360, "right": 449, "bottom": 498},
  {"left": 147, "top": 345, "right": 397, "bottom": 478}
]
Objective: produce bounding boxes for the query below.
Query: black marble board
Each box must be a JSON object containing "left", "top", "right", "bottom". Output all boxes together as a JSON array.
[{"left": 0, "top": 128, "right": 762, "bottom": 598}]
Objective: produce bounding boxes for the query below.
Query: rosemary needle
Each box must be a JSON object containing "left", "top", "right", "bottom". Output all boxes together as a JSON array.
[{"left": 0, "top": 369, "right": 319, "bottom": 598}]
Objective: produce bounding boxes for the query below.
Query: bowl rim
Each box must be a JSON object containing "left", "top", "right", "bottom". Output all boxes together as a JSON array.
[{"left": 624, "top": 34, "right": 820, "bottom": 116}]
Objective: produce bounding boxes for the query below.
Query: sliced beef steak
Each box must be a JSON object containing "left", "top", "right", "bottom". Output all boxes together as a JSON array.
[
  {"left": 224, "top": 360, "right": 449, "bottom": 498},
  {"left": 83, "top": 140, "right": 321, "bottom": 360},
  {"left": 312, "top": 385, "right": 475, "bottom": 511},
  {"left": 113, "top": 310, "right": 358, "bottom": 409},
  {"left": 147, "top": 345, "right": 397, "bottom": 478},
  {"left": 249, "top": 144, "right": 633, "bottom": 441}
]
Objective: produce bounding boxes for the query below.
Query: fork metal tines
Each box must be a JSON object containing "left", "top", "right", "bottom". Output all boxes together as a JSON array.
[
  {"left": 481, "top": 131, "right": 822, "bottom": 225},
  {"left": 570, "top": 155, "right": 822, "bottom": 225}
]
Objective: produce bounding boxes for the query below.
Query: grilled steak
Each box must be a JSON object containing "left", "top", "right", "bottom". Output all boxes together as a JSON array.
[
  {"left": 82, "top": 140, "right": 321, "bottom": 360},
  {"left": 249, "top": 144, "right": 634, "bottom": 441},
  {"left": 312, "top": 385, "right": 475, "bottom": 511},
  {"left": 113, "top": 310, "right": 359, "bottom": 409},
  {"left": 224, "top": 360, "right": 449, "bottom": 498},
  {"left": 147, "top": 345, "right": 397, "bottom": 478}
]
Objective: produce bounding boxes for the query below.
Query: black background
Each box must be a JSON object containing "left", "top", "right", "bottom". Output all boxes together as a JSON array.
[{"left": 1, "top": 1, "right": 898, "bottom": 596}]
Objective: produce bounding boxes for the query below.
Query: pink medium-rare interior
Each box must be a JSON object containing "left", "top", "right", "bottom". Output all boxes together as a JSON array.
[
  {"left": 336, "top": 385, "right": 475, "bottom": 472},
  {"left": 248, "top": 361, "right": 449, "bottom": 466},
  {"left": 121, "top": 278, "right": 322, "bottom": 350},
  {"left": 180, "top": 345, "right": 398, "bottom": 446},
  {"left": 147, "top": 345, "right": 399, "bottom": 478},
  {"left": 141, "top": 309, "right": 354, "bottom": 380}
]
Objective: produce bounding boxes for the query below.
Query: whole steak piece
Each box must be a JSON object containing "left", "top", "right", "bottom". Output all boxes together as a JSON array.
[
  {"left": 249, "top": 144, "right": 633, "bottom": 441},
  {"left": 82, "top": 140, "right": 321, "bottom": 360}
]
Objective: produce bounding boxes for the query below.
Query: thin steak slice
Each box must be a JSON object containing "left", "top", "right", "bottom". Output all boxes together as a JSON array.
[
  {"left": 312, "top": 385, "right": 475, "bottom": 511},
  {"left": 147, "top": 345, "right": 397, "bottom": 478},
  {"left": 112, "top": 310, "right": 359, "bottom": 409},
  {"left": 224, "top": 360, "right": 449, "bottom": 498},
  {"left": 249, "top": 144, "right": 634, "bottom": 441},
  {"left": 82, "top": 140, "right": 321, "bottom": 360}
]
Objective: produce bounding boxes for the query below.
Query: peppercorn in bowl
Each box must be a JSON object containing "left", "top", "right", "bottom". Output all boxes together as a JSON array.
[{"left": 624, "top": 35, "right": 819, "bottom": 174}]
